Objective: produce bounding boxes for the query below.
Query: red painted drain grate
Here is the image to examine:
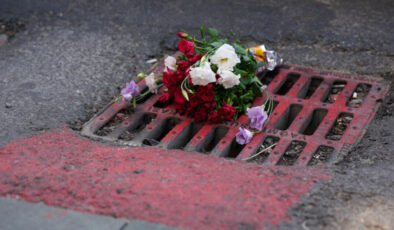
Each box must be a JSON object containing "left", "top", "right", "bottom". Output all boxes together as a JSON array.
[{"left": 82, "top": 61, "right": 389, "bottom": 166}]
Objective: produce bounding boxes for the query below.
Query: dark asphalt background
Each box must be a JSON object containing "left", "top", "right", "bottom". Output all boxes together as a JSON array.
[{"left": 0, "top": 0, "right": 393, "bottom": 229}]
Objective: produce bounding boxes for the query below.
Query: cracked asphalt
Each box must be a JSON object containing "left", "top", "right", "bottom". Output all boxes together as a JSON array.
[{"left": 0, "top": 0, "right": 393, "bottom": 229}]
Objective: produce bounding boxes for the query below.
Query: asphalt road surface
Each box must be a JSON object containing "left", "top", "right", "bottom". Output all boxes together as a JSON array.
[{"left": 0, "top": 0, "right": 393, "bottom": 229}]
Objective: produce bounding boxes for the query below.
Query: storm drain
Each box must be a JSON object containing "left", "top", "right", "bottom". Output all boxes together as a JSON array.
[{"left": 82, "top": 60, "right": 389, "bottom": 166}]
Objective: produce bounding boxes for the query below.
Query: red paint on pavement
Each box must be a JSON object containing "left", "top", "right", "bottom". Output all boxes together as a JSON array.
[{"left": 0, "top": 128, "right": 331, "bottom": 229}]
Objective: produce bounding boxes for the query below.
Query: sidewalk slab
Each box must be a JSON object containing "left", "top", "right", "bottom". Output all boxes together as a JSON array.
[
  {"left": 0, "top": 198, "right": 180, "bottom": 230},
  {"left": 0, "top": 197, "right": 126, "bottom": 230}
]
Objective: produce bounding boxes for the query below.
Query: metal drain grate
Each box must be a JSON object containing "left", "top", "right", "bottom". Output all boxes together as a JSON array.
[{"left": 82, "top": 60, "right": 389, "bottom": 166}]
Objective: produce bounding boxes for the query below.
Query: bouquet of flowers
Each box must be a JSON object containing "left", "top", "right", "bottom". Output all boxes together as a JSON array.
[{"left": 120, "top": 26, "right": 282, "bottom": 145}]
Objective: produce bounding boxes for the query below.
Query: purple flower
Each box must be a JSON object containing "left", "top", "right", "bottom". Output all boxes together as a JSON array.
[
  {"left": 121, "top": 80, "right": 139, "bottom": 101},
  {"left": 247, "top": 106, "right": 268, "bottom": 130},
  {"left": 236, "top": 128, "right": 253, "bottom": 145}
]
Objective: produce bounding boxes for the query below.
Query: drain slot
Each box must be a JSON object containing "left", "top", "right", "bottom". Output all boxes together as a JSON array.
[
  {"left": 322, "top": 81, "right": 347, "bottom": 103},
  {"left": 347, "top": 83, "right": 371, "bottom": 108},
  {"left": 197, "top": 126, "right": 229, "bottom": 153},
  {"left": 271, "top": 100, "right": 280, "bottom": 113},
  {"left": 299, "top": 109, "right": 328, "bottom": 135},
  {"left": 143, "top": 117, "right": 182, "bottom": 146},
  {"left": 221, "top": 139, "right": 245, "bottom": 158},
  {"left": 326, "top": 113, "right": 353, "bottom": 140},
  {"left": 297, "top": 77, "right": 323, "bottom": 99},
  {"left": 259, "top": 68, "right": 279, "bottom": 86},
  {"left": 96, "top": 107, "right": 134, "bottom": 136},
  {"left": 167, "top": 122, "right": 203, "bottom": 149},
  {"left": 308, "top": 146, "right": 334, "bottom": 166},
  {"left": 275, "top": 73, "right": 300, "bottom": 95},
  {"left": 274, "top": 104, "right": 303, "bottom": 130},
  {"left": 277, "top": 141, "right": 306, "bottom": 166},
  {"left": 119, "top": 113, "right": 157, "bottom": 141},
  {"left": 247, "top": 136, "right": 280, "bottom": 164}
]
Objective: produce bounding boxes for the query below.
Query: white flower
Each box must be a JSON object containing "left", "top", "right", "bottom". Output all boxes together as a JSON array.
[
  {"left": 189, "top": 62, "right": 216, "bottom": 86},
  {"left": 218, "top": 70, "right": 241, "bottom": 89},
  {"left": 145, "top": 73, "right": 157, "bottom": 93},
  {"left": 164, "top": 56, "right": 176, "bottom": 72},
  {"left": 210, "top": 44, "right": 240, "bottom": 71}
]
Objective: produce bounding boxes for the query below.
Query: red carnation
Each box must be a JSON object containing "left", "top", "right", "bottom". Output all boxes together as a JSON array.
[
  {"left": 189, "top": 94, "right": 200, "bottom": 108},
  {"left": 176, "top": 60, "right": 189, "bottom": 72},
  {"left": 188, "top": 54, "right": 203, "bottom": 64},
  {"left": 194, "top": 107, "right": 209, "bottom": 122},
  {"left": 204, "top": 101, "right": 216, "bottom": 110},
  {"left": 178, "top": 39, "right": 195, "bottom": 56},
  {"left": 163, "top": 71, "right": 185, "bottom": 94},
  {"left": 163, "top": 71, "right": 178, "bottom": 93},
  {"left": 174, "top": 87, "right": 187, "bottom": 114},
  {"left": 196, "top": 84, "right": 215, "bottom": 102},
  {"left": 184, "top": 94, "right": 198, "bottom": 115},
  {"left": 208, "top": 111, "right": 222, "bottom": 123},
  {"left": 218, "top": 103, "right": 236, "bottom": 121},
  {"left": 177, "top": 32, "right": 188, "bottom": 38},
  {"left": 158, "top": 93, "right": 171, "bottom": 104}
]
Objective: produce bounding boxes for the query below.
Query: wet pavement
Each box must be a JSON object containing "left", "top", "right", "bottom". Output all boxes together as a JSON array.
[{"left": 0, "top": 0, "right": 393, "bottom": 229}]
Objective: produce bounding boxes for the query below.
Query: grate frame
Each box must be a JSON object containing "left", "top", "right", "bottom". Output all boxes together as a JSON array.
[{"left": 81, "top": 59, "right": 389, "bottom": 166}]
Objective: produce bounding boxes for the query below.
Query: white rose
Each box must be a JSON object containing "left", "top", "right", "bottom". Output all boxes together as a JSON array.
[
  {"left": 189, "top": 62, "right": 216, "bottom": 86},
  {"left": 210, "top": 44, "right": 240, "bottom": 72},
  {"left": 218, "top": 70, "right": 240, "bottom": 89},
  {"left": 164, "top": 56, "right": 176, "bottom": 72},
  {"left": 145, "top": 73, "right": 157, "bottom": 93}
]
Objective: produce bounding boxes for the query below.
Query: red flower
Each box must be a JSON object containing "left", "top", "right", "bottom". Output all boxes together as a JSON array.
[
  {"left": 178, "top": 39, "right": 195, "bottom": 56},
  {"left": 174, "top": 87, "right": 187, "bottom": 114},
  {"left": 176, "top": 60, "right": 189, "bottom": 72},
  {"left": 188, "top": 54, "right": 203, "bottom": 64},
  {"left": 215, "top": 73, "right": 221, "bottom": 81},
  {"left": 184, "top": 94, "right": 198, "bottom": 115},
  {"left": 205, "top": 101, "right": 216, "bottom": 110},
  {"left": 163, "top": 71, "right": 185, "bottom": 94},
  {"left": 208, "top": 111, "right": 222, "bottom": 123},
  {"left": 194, "top": 107, "right": 209, "bottom": 122},
  {"left": 196, "top": 84, "right": 215, "bottom": 102},
  {"left": 158, "top": 93, "right": 171, "bottom": 104},
  {"left": 218, "top": 103, "right": 236, "bottom": 121},
  {"left": 177, "top": 32, "right": 188, "bottom": 38}
]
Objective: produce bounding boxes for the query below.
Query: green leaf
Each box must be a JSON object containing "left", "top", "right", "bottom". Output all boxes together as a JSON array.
[
  {"left": 256, "top": 61, "right": 266, "bottom": 69},
  {"left": 251, "top": 84, "right": 263, "bottom": 97},
  {"left": 210, "top": 41, "right": 224, "bottom": 48},
  {"left": 240, "top": 77, "right": 251, "bottom": 85},
  {"left": 178, "top": 54, "right": 188, "bottom": 61},
  {"left": 242, "top": 55, "right": 251, "bottom": 63},
  {"left": 210, "top": 64, "right": 218, "bottom": 73},
  {"left": 200, "top": 25, "right": 205, "bottom": 39},
  {"left": 208, "top": 28, "right": 219, "bottom": 39},
  {"left": 232, "top": 43, "right": 247, "bottom": 55},
  {"left": 233, "top": 67, "right": 248, "bottom": 75}
]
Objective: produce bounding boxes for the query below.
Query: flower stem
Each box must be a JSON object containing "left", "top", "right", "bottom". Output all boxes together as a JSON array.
[
  {"left": 135, "top": 83, "right": 164, "bottom": 102},
  {"left": 241, "top": 143, "right": 277, "bottom": 161}
]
